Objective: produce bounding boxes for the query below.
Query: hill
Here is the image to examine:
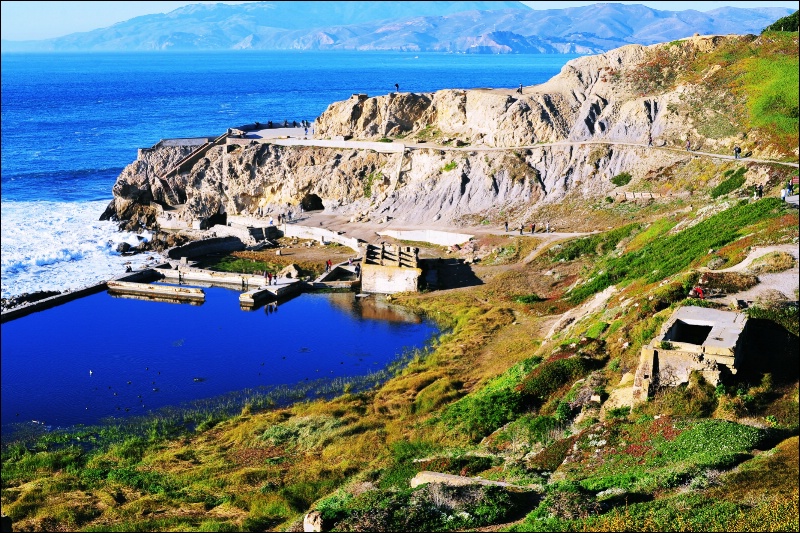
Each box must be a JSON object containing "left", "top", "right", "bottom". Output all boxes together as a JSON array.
[
  {"left": 2, "top": 32, "right": 798, "bottom": 532},
  {"left": 0, "top": 2, "right": 793, "bottom": 53}
]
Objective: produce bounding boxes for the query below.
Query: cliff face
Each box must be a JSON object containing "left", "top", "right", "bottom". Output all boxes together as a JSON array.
[
  {"left": 315, "top": 35, "right": 761, "bottom": 150},
  {"left": 103, "top": 35, "right": 793, "bottom": 233}
]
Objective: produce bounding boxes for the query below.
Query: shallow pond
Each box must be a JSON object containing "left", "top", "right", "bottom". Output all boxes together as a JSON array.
[{"left": 0, "top": 287, "right": 438, "bottom": 435}]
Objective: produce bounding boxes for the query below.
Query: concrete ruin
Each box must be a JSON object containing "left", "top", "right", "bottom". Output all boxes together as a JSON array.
[
  {"left": 361, "top": 243, "right": 422, "bottom": 294},
  {"left": 632, "top": 306, "right": 749, "bottom": 405}
]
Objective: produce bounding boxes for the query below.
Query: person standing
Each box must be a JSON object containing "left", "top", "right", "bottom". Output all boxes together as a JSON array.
[
  {"left": 519, "top": 225, "right": 523, "bottom": 235},
  {"left": 758, "top": 184, "right": 763, "bottom": 198},
  {"left": 504, "top": 220, "right": 509, "bottom": 232},
  {"left": 518, "top": 83, "right": 523, "bottom": 94},
  {"left": 395, "top": 83, "right": 399, "bottom": 92},
  {"left": 734, "top": 145, "right": 741, "bottom": 159},
  {"left": 546, "top": 221, "right": 550, "bottom": 233},
  {"left": 686, "top": 139, "right": 691, "bottom": 152},
  {"left": 267, "top": 272, "right": 272, "bottom": 285},
  {"left": 531, "top": 223, "right": 535, "bottom": 234}
]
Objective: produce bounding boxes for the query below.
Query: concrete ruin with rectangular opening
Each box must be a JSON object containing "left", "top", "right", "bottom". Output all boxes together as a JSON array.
[{"left": 632, "top": 306, "right": 749, "bottom": 405}]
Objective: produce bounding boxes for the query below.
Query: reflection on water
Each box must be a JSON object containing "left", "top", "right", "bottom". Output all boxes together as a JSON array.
[
  {"left": 0, "top": 288, "right": 437, "bottom": 435},
  {"left": 326, "top": 292, "right": 422, "bottom": 323}
]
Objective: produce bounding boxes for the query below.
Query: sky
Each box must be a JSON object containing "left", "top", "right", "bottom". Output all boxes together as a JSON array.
[{"left": 1, "top": 0, "right": 797, "bottom": 41}]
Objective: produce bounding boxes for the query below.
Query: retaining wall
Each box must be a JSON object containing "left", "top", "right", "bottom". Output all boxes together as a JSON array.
[
  {"left": 283, "top": 224, "right": 362, "bottom": 253},
  {"left": 377, "top": 229, "right": 473, "bottom": 246},
  {"left": 164, "top": 236, "right": 245, "bottom": 260}
]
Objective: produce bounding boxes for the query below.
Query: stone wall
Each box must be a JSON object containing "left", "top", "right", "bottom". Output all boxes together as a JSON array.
[{"left": 361, "top": 264, "right": 422, "bottom": 294}]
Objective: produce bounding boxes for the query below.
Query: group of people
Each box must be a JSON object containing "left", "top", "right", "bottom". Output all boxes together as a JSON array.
[
  {"left": 261, "top": 119, "right": 311, "bottom": 129},
  {"left": 505, "top": 220, "right": 550, "bottom": 234},
  {"left": 264, "top": 211, "right": 297, "bottom": 225},
  {"left": 263, "top": 270, "right": 278, "bottom": 285}
]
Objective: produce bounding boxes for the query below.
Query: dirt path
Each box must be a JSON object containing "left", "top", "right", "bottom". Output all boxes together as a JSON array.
[{"left": 714, "top": 244, "right": 799, "bottom": 304}]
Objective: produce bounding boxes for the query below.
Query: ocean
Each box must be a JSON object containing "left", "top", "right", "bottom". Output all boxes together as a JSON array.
[{"left": 0, "top": 50, "right": 578, "bottom": 299}]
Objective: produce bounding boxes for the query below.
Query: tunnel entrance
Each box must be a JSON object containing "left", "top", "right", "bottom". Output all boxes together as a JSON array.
[
  {"left": 206, "top": 212, "right": 227, "bottom": 228},
  {"left": 301, "top": 193, "right": 324, "bottom": 212}
]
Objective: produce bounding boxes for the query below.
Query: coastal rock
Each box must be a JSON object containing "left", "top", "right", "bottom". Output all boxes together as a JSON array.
[{"left": 103, "top": 35, "right": 791, "bottom": 233}]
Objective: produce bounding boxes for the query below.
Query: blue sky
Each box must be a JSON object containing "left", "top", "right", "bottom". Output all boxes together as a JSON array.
[{"left": 1, "top": 0, "right": 797, "bottom": 41}]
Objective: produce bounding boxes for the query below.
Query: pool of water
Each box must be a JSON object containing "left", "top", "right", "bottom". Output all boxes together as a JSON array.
[{"left": 0, "top": 287, "right": 438, "bottom": 435}]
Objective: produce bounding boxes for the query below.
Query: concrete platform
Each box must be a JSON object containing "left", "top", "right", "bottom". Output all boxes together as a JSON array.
[
  {"left": 239, "top": 279, "right": 304, "bottom": 308},
  {"left": 107, "top": 280, "right": 205, "bottom": 303}
]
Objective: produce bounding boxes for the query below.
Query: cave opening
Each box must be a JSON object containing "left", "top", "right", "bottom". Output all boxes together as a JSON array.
[{"left": 301, "top": 193, "right": 324, "bottom": 212}]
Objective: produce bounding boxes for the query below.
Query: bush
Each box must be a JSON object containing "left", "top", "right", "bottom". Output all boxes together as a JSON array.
[
  {"left": 710, "top": 167, "right": 746, "bottom": 198},
  {"left": 518, "top": 358, "right": 594, "bottom": 402},
  {"left": 610, "top": 172, "right": 632, "bottom": 186},
  {"left": 443, "top": 389, "right": 525, "bottom": 441}
]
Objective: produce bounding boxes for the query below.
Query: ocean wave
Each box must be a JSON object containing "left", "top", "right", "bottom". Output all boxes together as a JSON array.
[{"left": 1, "top": 200, "right": 164, "bottom": 299}]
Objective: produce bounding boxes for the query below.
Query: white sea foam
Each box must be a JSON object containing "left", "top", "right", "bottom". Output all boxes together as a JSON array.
[{"left": 1, "top": 200, "right": 164, "bottom": 299}]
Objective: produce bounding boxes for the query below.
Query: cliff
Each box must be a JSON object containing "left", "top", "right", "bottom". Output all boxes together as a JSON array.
[{"left": 102, "top": 34, "right": 798, "bottom": 235}]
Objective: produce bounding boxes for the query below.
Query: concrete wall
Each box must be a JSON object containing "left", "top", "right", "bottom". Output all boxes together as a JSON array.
[
  {"left": 361, "top": 264, "right": 421, "bottom": 294},
  {"left": 377, "top": 229, "right": 473, "bottom": 246},
  {"left": 283, "top": 224, "right": 362, "bottom": 254},
  {"left": 268, "top": 138, "right": 405, "bottom": 154},
  {"left": 164, "top": 236, "right": 245, "bottom": 259}
]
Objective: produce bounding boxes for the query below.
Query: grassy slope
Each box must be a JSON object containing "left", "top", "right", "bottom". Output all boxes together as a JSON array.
[{"left": 2, "top": 35, "right": 799, "bottom": 532}]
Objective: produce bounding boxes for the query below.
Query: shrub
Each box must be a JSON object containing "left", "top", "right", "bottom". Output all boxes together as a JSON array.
[
  {"left": 610, "top": 172, "right": 632, "bottom": 186},
  {"left": 442, "top": 161, "right": 458, "bottom": 172},
  {"left": 443, "top": 389, "right": 525, "bottom": 441},
  {"left": 514, "top": 294, "right": 544, "bottom": 304},
  {"left": 710, "top": 167, "right": 746, "bottom": 198},
  {"left": 517, "top": 358, "right": 594, "bottom": 402}
]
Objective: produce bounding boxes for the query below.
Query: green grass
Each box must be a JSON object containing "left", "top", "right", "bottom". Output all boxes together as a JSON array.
[
  {"left": 710, "top": 167, "right": 747, "bottom": 198},
  {"left": 558, "top": 418, "right": 767, "bottom": 493},
  {"left": 567, "top": 198, "right": 786, "bottom": 303},
  {"left": 552, "top": 223, "right": 638, "bottom": 262}
]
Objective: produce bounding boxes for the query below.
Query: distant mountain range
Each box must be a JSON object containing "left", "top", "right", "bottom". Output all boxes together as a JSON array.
[{"left": 1, "top": 1, "right": 793, "bottom": 54}]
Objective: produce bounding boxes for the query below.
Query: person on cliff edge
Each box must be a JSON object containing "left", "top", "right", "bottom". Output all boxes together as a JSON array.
[{"left": 395, "top": 83, "right": 399, "bottom": 92}]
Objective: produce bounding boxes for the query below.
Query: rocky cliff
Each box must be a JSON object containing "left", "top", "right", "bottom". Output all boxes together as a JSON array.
[{"left": 102, "top": 34, "right": 797, "bottom": 238}]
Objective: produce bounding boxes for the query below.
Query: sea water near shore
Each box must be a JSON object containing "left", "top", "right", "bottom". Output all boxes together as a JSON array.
[{"left": 1, "top": 50, "right": 578, "bottom": 299}]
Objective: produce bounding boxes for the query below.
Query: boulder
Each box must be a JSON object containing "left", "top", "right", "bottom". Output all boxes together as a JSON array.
[
  {"left": 279, "top": 264, "right": 301, "bottom": 279},
  {"left": 303, "top": 511, "right": 324, "bottom": 532}
]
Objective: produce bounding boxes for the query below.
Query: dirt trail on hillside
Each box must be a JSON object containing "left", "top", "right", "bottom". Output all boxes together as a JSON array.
[{"left": 713, "top": 244, "right": 799, "bottom": 304}]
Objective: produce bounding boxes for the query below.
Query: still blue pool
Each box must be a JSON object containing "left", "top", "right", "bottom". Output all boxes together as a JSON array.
[{"left": 0, "top": 288, "right": 438, "bottom": 435}]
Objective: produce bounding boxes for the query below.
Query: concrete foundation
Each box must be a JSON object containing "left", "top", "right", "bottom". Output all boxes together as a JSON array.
[
  {"left": 632, "top": 306, "right": 748, "bottom": 405},
  {"left": 361, "top": 243, "right": 421, "bottom": 294}
]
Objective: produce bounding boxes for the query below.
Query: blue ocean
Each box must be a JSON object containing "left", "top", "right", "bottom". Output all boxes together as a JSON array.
[{"left": 1, "top": 51, "right": 576, "bottom": 435}]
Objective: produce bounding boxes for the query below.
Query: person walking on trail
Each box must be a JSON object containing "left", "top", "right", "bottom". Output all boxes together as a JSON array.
[
  {"left": 758, "top": 184, "right": 763, "bottom": 198},
  {"left": 267, "top": 272, "right": 272, "bottom": 285},
  {"left": 518, "top": 83, "right": 523, "bottom": 94},
  {"left": 395, "top": 83, "right": 399, "bottom": 92},
  {"left": 531, "top": 223, "right": 535, "bottom": 234},
  {"left": 504, "top": 221, "right": 509, "bottom": 232},
  {"left": 686, "top": 139, "right": 691, "bottom": 152},
  {"left": 734, "top": 145, "right": 741, "bottom": 159},
  {"left": 546, "top": 221, "right": 550, "bottom": 233},
  {"left": 519, "top": 225, "right": 523, "bottom": 235}
]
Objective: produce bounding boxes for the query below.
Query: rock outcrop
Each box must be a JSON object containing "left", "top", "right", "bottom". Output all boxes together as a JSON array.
[{"left": 102, "top": 35, "right": 794, "bottom": 233}]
